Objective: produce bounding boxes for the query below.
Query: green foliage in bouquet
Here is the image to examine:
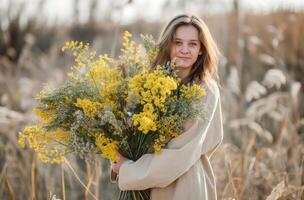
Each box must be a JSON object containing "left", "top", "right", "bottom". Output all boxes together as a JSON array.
[{"left": 18, "top": 31, "right": 207, "bottom": 199}]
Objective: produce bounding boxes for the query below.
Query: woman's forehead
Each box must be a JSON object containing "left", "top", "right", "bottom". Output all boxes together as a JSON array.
[{"left": 173, "top": 25, "right": 199, "bottom": 41}]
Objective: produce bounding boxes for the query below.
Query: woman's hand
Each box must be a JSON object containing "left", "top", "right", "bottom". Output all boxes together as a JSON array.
[{"left": 111, "top": 152, "right": 129, "bottom": 174}]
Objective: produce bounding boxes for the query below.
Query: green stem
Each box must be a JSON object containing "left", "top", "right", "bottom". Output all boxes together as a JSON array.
[
  {"left": 132, "top": 191, "right": 137, "bottom": 200},
  {"left": 135, "top": 133, "right": 145, "bottom": 159},
  {"left": 118, "top": 190, "right": 150, "bottom": 200},
  {"left": 138, "top": 191, "right": 145, "bottom": 200}
]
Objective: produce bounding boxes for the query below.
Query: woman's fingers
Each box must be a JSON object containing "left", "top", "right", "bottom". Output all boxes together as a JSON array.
[
  {"left": 111, "top": 153, "right": 129, "bottom": 174},
  {"left": 110, "top": 151, "right": 129, "bottom": 174},
  {"left": 111, "top": 162, "right": 119, "bottom": 174}
]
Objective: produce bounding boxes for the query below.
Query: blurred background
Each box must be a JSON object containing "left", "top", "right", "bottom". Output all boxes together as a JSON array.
[{"left": 0, "top": 0, "right": 303, "bottom": 199}]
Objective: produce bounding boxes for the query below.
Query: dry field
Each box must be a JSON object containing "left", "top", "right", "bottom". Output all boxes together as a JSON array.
[{"left": 0, "top": 5, "right": 303, "bottom": 200}]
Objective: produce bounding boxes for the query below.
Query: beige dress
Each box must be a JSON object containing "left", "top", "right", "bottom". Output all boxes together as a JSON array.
[{"left": 118, "top": 79, "right": 224, "bottom": 200}]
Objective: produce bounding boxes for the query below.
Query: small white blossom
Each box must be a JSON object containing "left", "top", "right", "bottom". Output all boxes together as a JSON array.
[
  {"left": 227, "top": 66, "right": 240, "bottom": 95},
  {"left": 259, "top": 54, "right": 276, "bottom": 65},
  {"left": 245, "top": 81, "right": 267, "bottom": 102},
  {"left": 262, "top": 69, "right": 286, "bottom": 89}
]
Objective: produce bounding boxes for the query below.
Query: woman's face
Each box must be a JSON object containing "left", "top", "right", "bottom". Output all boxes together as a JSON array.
[{"left": 170, "top": 25, "right": 201, "bottom": 72}]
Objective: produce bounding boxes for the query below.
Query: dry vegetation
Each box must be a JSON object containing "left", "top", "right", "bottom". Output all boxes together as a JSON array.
[{"left": 0, "top": 2, "right": 303, "bottom": 200}]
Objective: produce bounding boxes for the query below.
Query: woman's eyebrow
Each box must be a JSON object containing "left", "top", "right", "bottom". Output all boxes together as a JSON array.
[{"left": 174, "top": 37, "right": 199, "bottom": 42}]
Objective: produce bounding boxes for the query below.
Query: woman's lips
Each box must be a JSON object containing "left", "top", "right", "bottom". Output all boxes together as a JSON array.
[{"left": 177, "top": 56, "right": 191, "bottom": 60}]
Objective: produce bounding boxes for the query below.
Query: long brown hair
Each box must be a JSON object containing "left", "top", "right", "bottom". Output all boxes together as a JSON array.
[{"left": 154, "top": 14, "right": 221, "bottom": 87}]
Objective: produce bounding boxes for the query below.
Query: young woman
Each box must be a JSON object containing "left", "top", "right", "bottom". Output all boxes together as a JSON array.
[{"left": 111, "top": 14, "right": 224, "bottom": 200}]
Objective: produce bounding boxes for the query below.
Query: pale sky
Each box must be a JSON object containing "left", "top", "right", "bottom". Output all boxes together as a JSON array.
[{"left": 1, "top": 0, "right": 304, "bottom": 27}]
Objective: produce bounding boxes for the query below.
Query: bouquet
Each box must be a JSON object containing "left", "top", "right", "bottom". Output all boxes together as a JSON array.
[{"left": 18, "top": 31, "right": 207, "bottom": 200}]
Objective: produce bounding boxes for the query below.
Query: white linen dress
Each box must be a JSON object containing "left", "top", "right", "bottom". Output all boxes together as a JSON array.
[{"left": 117, "top": 79, "right": 224, "bottom": 200}]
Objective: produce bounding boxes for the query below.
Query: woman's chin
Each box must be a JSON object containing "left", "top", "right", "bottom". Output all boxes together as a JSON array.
[{"left": 176, "top": 65, "right": 191, "bottom": 69}]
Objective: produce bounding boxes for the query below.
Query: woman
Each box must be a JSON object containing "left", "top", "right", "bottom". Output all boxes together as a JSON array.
[{"left": 111, "top": 14, "right": 224, "bottom": 200}]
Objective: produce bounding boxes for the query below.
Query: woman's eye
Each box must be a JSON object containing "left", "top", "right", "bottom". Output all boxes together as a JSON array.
[
  {"left": 175, "top": 41, "right": 182, "bottom": 45},
  {"left": 189, "top": 43, "right": 197, "bottom": 47}
]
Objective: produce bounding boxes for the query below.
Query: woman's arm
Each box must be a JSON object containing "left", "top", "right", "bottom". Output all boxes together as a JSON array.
[{"left": 118, "top": 81, "right": 223, "bottom": 191}]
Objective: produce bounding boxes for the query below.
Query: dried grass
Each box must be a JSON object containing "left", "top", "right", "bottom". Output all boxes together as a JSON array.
[{"left": 0, "top": 4, "right": 303, "bottom": 200}]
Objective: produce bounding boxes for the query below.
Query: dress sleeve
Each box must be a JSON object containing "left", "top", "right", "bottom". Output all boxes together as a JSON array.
[{"left": 118, "top": 81, "right": 223, "bottom": 191}]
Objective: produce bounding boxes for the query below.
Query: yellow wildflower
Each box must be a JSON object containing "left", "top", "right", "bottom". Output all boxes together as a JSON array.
[
  {"left": 18, "top": 125, "right": 69, "bottom": 164},
  {"left": 153, "top": 135, "right": 166, "bottom": 154},
  {"left": 96, "top": 134, "right": 120, "bottom": 162},
  {"left": 75, "top": 98, "right": 103, "bottom": 117},
  {"left": 145, "top": 48, "right": 159, "bottom": 64},
  {"left": 33, "top": 108, "right": 57, "bottom": 122},
  {"left": 61, "top": 41, "right": 89, "bottom": 52},
  {"left": 132, "top": 109, "right": 157, "bottom": 134},
  {"left": 181, "top": 84, "right": 206, "bottom": 100},
  {"left": 157, "top": 115, "right": 179, "bottom": 138},
  {"left": 128, "top": 70, "right": 178, "bottom": 111}
]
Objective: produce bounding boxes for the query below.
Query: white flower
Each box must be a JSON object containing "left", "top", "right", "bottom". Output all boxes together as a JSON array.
[
  {"left": 248, "top": 121, "right": 273, "bottom": 143},
  {"left": 259, "top": 54, "right": 275, "bottom": 65},
  {"left": 227, "top": 66, "right": 240, "bottom": 95},
  {"left": 262, "top": 69, "right": 286, "bottom": 89},
  {"left": 249, "top": 35, "right": 262, "bottom": 46},
  {"left": 245, "top": 81, "right": 267, "bottom": 102},
  {"left": 289, "top": 81, "right": 302, "bottom": 112},
  {"left": 290, "top": 81, "right": 301, "bottom": 104}
]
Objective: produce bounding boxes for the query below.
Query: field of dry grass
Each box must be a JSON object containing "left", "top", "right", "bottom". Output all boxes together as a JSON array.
[{"left": 0, "top": 4, "right": 303, "bottom": 200}]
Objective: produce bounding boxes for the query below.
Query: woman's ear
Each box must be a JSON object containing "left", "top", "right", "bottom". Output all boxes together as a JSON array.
[{"left": 199, "top": 51, "right": 202, "bottom": 55}]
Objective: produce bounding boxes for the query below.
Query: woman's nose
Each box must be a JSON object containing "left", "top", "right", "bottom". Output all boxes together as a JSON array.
[{"left": 180, "top": 44, "right": 190, "bottom": 54}]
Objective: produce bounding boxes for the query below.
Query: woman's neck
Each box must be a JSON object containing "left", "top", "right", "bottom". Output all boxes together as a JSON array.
[{"left": 176, "top": 67, "right": 192, "bottom": 80}]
